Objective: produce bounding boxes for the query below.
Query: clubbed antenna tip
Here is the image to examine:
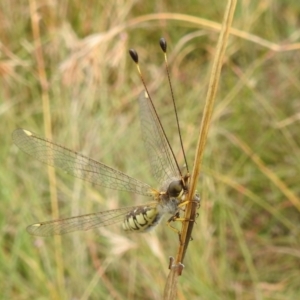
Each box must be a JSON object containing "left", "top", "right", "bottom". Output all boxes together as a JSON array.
[
  {"left": 129, "top": 49, "right": 139, "bottom": 63},
  {"left": 159, "top": 38, "right": 167, "bottom": 52}
]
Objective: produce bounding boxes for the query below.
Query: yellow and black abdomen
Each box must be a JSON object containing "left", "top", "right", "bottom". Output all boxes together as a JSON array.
[{"left": 122, "top": 206, "right": 161, "bottom": 232}]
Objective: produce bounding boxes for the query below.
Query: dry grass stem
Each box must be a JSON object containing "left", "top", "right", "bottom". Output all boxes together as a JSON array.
[
  {"left": 29, "top": 0, "right": 65, "bottom": 296},
  {"left": 164, "top": 0, "right": 237, "bottom": 298}
]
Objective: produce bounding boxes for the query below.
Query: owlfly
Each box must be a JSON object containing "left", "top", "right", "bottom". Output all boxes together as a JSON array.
[{"left": 12, "top": 38, "right": 197, "bottom": 238}]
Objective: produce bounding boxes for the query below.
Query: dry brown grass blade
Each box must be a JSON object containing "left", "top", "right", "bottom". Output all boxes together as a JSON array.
[
  {"left": 224, "top": 131, "right": 300, "bottom": 212},
  {"left": 57, "top": 11, "right": 300, "bottom": 87},
  {"left": 70, "top": 12, "right": 300, "bottom": 61},
  {"left": 126, "top": 13, "right": 300, "bottom": 52},
  {"left": 29, "top": 0, "right": 65, "bottom": 297},
  {"left": 163, "top": 0, "right": 237, "bottom": 298},
  {"left": 203, "top": 167, "right": 295, "bottom": 231}
]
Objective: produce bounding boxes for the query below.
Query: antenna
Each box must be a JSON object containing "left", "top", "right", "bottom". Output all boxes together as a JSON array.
[
  {"left": 159, "top": 38, "right": 189, "bottom": 173},
  {"left": 129, "top": 47, "right": 183, "bottom": 176}
]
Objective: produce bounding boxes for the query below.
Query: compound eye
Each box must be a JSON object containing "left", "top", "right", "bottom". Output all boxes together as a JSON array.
[{"left": 167, "top": 180, "right": 183, "bottom": 197}]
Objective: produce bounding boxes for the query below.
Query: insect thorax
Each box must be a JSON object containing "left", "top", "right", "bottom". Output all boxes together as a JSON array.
[
  {"left": 122, "top": 199, "right": 180, "bottom": 232},
  {"left": 122, "top": 176, "right": 187, "bottom": 232},
  {"left": 122, "top": 193, "right": 183, "bottom": 233}
]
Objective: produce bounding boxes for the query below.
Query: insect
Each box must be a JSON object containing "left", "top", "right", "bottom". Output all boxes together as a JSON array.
[{"left": 12, "top": 38, "right": 192, "bottom": 237}]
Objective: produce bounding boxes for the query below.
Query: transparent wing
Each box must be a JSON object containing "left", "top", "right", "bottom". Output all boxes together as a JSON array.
[
  {"left": 26, "top": 203, "right": 157, "bottom": 236},
  {"left": 139, "top": 91, "right": 180, "bottom": 185},
  {"left": 12, "top": 129, "right": 154, "bottom": 196}
]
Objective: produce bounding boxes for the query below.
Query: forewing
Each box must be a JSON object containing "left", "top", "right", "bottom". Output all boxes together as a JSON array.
[
  {"left": 12, "top": 129, "right": 153, "bottom": 196},
  {"left": 26, "top": 204, "right": 157, "bottom": 236},
  {"left": 139, "top": 92, "right": 180, "bottom": 185}
]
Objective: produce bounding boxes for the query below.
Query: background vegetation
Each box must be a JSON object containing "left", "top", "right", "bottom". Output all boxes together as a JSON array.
[{"left": 1, "top": 1, "right": 300, "bottom": 299}]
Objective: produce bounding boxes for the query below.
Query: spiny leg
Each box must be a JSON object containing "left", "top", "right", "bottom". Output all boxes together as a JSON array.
[
  {"left": 177, "top": 195, "right": 201, "bottom": 210},
  {"left": 166, "top": 212, "right": 198, "bottom": 244},
  {"left": 166, "top": 194, "right": 201, "bottom": 243}
]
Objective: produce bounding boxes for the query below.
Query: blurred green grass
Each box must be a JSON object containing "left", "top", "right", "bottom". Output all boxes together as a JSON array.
[{"left": 1, "top": 0, "right": 300, "bottom": 299}]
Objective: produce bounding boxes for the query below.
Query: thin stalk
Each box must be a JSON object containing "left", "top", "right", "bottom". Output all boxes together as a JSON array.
[
  {"left": 164, "top": 0, "right": 237, "bottom": 298},
  {"left": 29, "top": 0, "right": 65, "bottom": 297}
]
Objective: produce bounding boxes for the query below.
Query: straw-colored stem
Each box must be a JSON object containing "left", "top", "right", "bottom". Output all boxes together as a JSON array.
[
  {"left": 164, "top": 0, "right": 237, "bottom": 298},
  {"left": 29, "top": 0, "right": 65, "bottom": 297}
]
